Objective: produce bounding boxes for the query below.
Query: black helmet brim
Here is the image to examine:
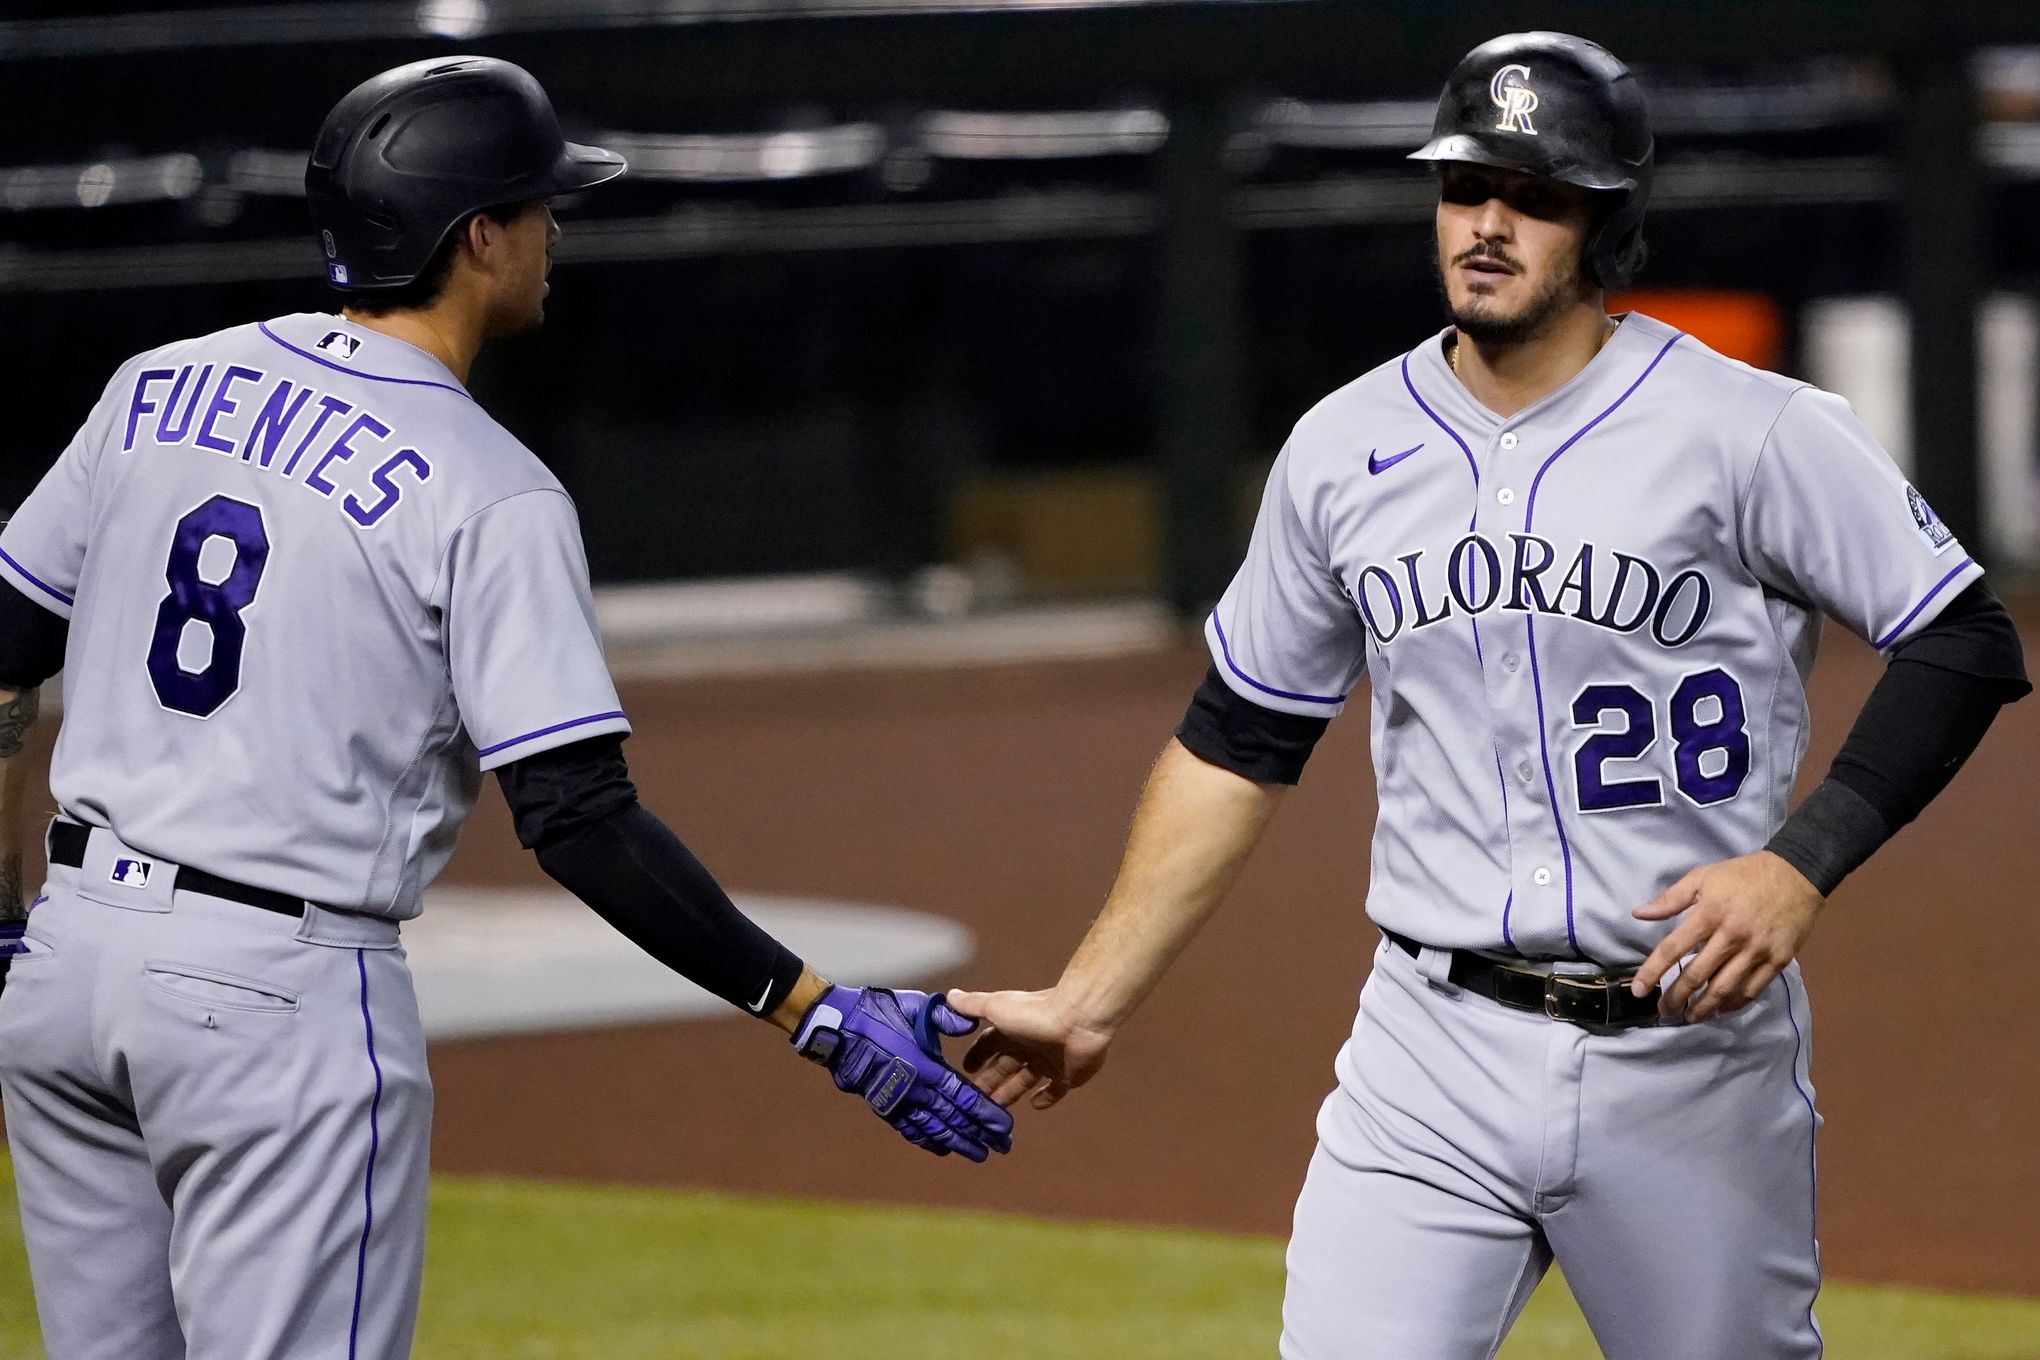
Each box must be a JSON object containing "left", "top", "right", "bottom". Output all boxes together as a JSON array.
[
  {"left": 547, "top": 141, "right": 628, "bottom": 195},
  {"left": 1407, "top": 135, "right": 1637, "bottom": 195}
]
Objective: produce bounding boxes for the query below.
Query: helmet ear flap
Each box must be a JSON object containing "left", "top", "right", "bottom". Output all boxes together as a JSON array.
[
  {"left": 1584, "top": 185, "right": 1648, "bottom": 290},
  {"left": 1603, "top": 232, "right": 1647, "bottom": 290}
]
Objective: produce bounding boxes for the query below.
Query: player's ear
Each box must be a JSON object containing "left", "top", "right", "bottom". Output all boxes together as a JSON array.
[{"left": 463, "top": 211, "right": 501, "bottom": 262}]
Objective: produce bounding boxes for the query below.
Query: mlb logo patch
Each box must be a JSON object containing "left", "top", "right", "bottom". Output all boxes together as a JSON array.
[
  {"left": 328, "top": 263, "right": 350, "bottom": 285},
  {"left": 1905, "top": 484, "right": 1956, "bottom": 555},
  {"left": 316, "top": 330, "right": 361, "bottom": 360},
  {"left": 110, "top": 858, "right": 153, "bottom": 889}
]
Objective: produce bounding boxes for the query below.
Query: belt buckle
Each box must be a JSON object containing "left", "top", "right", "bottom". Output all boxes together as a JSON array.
[{"left": 1543, "top": 974, "right": 1610, "bottom": 1026}]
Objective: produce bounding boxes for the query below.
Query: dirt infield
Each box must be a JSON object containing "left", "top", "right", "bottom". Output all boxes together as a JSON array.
[
  {"left": 2, "top": 602, "right": 2033, "bottom": 1297},
  {"left": 417, "top": 600, "right": 2040, "bottom": 1297}
]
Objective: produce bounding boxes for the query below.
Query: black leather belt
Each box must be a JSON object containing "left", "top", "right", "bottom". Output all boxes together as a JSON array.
[
  {"left": 48, "top": 820, "right": 308, "bottom": 919},
  {"left": 1383, "top": 929, "right": 1663, "bottom": 1028}
]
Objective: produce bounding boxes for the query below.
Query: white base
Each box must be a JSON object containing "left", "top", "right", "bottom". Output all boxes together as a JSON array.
[{"left": 409, "top": 889, "right": 975, "bottom": 1041}]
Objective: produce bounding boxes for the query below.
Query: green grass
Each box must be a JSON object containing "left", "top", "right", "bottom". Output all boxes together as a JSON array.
[{"left": 4, "top": 1154, "right": 2039, "bottom": 1358}]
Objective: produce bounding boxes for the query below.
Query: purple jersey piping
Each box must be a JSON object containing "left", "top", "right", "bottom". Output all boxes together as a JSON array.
[
  {"left": 1870, "top": 558, "right": 1975, "bottom": 649},
  {"left": 259, "top": 323, "right": 471, "bottom": 397},
  {"left": 1208, "top": 612, "right": 1347, "bottom": 706},
  {"left": 1782, "top": 973, "right": 1826, "bottom": 1354},
  {"left": 0, "top": 547, "right": 76, "bottom": 609},
  {"left": 1403, "top": 351, "right": 1517, "bottom": 948},
  {"left": 348, "top": 950, "right": 386, "bottom": 1360},
  {"left": 1401, "top": 353, "right": 1479, "bottom": 485},
  {"left": 476, "top": 710, "right": 630, "bottom": 758},
  {"left": 1522, "top": 329, "right": 1686, "bottom": 958}
]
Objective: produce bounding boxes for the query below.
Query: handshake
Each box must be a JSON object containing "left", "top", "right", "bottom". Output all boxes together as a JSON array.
[{"left": 791, "top": 983, "right": 1099, "bottom": 1164}]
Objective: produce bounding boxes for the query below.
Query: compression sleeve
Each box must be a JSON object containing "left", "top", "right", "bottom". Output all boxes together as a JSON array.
[
  {"left": 498, "top": 737, "right": 806, "bottom": 1017},
  {"left": 1765, "top": 581, "right": 2029, "bottom": 894},
  {"left": 0, "top": 578, "right": 68, "bottom": 691},
  {"left": 1175, "top": 664, "right": 1331, "bottom": 785}
]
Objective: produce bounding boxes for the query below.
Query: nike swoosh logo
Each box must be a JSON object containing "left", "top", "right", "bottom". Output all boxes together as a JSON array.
[
  {"left": 746, "top": 979, "right": 775, "bottom": 1013},
  {"left": 1368, "top": 443, "right": 1424, "bottom": 475}
]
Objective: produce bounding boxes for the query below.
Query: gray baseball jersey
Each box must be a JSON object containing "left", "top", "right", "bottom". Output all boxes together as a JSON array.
[
  {"left": 1209, "top": 311, "right": 1980, "bottom": 963},
  {"left": 0, "top": 311, "right": 630, "bottom": 917}
]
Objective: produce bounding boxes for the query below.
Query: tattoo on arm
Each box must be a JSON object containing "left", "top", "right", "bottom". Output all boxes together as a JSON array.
[
  {"left": 0, "top": 688, "right": 40, "bottom": 760},
  {"left": 0, "top": 687, "right": 40, "bottom": 921}
]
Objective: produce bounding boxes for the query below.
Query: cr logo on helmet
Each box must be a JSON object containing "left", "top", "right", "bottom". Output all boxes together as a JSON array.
[{"left": 1490, "top": 64, "right": 1540, "bottom": 135}]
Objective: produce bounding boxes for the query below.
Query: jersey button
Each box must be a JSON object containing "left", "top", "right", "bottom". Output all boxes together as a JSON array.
[
  {"left": 1532, "top": 867, "right": 1553, "bottom": 886},
  {"left": 1517, "top": 760, "right": 1534, "bottom": 782},
  {"left": 1497, "top": 487, "right": 1516, "bottom": 505},
  {"left": 1501, "top": 652, "right": 1519, "bottom": 672},
  {"left": 1500, "top": 432, "right": 1519, "bottom": 450}
]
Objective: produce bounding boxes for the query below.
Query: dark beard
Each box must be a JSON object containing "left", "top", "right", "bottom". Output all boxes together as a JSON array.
[{"left": 1435, "top": 248, "right": 1586, "bottom": 346}]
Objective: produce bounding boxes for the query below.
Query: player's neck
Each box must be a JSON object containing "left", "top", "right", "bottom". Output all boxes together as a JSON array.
[
  {"left": 340, "top": 302, "right": 485, "bottom": 385},
  {"left": 1451, "top": 303, "right": 1615, "bottom": 419}
]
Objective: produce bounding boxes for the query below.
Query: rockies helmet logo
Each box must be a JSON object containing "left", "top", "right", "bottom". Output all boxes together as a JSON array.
[{"left": 1490, "top": 64, "right": 1540, "bottom": 135}]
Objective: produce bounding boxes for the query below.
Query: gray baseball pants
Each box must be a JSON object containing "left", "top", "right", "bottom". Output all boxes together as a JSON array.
[
  {"left": 1280, "top": 935, "right": 1824, "bottom": 1359},
  {"left": 0, "top": 824, "right": 431, "bottom": 1360}
]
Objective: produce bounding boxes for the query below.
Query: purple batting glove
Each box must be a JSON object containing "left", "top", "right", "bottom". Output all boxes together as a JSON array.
[
  {"left": 793, "top": 986, "right": 1016, "bottom": 1161},
  {"left": 0, "top": 921, "right": 24, "bottom": 999}
]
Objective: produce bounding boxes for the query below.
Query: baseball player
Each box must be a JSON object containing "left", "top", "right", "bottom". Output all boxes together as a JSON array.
[
  {"left": 0, "top": 56, "right": 1009, "bottom": 1360},
  {"left": 950, "top": 31, "right": 2029, "bottom": 1359}
]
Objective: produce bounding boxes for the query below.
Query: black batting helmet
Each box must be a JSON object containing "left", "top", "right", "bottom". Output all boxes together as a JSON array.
[
  {"left": 1408, "top": 32, "right": 1653, "bottom": 289},
  {"left": 306, "top": 56, "right": 626, "bottom": 292}
]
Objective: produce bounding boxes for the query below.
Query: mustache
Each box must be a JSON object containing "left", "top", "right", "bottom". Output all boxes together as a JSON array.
[{"left": 1453, "top": 242, "right": 1522, "bottom": 273}]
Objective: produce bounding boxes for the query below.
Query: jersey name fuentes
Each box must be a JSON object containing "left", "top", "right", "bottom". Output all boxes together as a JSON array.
[
  {"left": 121, "top": 363, "right": 432, "bottom": 529},
  {"left": 1349, "top": 532, "right": 1714, "bottom": 649}
]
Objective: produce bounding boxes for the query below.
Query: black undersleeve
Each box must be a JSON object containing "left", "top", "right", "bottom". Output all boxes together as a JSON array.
[
  {"left": 498, "top": 737, "right": 804, "bottom": 1017},
  {"left": 0, "top": 579, "right": 68, "bottom": 691},
  {"left": 1766, "top": 582, "right": 2029, "bottom": 893},
  {"left": 1175, "top": 665, "right": 1332, "bottom": 786}
]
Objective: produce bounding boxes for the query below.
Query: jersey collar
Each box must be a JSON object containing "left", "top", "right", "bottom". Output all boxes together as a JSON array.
[
  {"left": 257, "top": 313, "right": 472, "bottom": 398},
  {"left": 1412, "top": 311, "right": 1675, "bottom": 432}
]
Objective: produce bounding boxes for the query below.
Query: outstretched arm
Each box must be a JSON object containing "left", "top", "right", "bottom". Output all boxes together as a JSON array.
[
  {"left": 498, "top": 736, "right": 1010, "bottom": 1158},
  {"left": 948, "top": 734, "right": 1286, "bottom": 1110},
  {"left": 499, "top": 734, "right": 816, "bottom": 1022}
]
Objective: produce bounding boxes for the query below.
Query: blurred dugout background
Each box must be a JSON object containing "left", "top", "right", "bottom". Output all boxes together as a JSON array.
[{"left": 5, "top": 0, "right": 2040, "bottom": 621}]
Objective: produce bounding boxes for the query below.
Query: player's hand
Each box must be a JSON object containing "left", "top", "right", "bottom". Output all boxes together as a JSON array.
[
  {"left": 1630, "top": 850, "right": 1825, "bottom": 1023},
  {"left": 791, "top": 986, "right": 1015, "bottom": 1161},
  {"left": 944, "top": 987, "right": 1114, "bottom": 1112}
]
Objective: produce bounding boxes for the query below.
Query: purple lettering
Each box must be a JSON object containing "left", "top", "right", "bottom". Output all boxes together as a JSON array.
[
  {"left": 154, "top": 364, "right": 214, "bottom": 444},
  {"left": 194, "top": 365, "right": 263, "bottom": 456},
  {"left": 245, "top": 381, "right": 315, "bottom": 468},
  {"left": 151, "top": 366, "right": 196, "bottom": 444},
  {"left": 306, "top": 411, "right": 392, "bottom": 497},
  {"left": 124, "top": 369, "right": 176, "bottom": 452},
  {"left": 345, "top": 449, "right": 432, "bottom": 528},
  {"left": 281, "top": 395, "right": 353, "bottom": 477}
]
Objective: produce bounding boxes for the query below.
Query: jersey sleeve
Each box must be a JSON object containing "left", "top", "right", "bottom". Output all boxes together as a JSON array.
[
  {"left": 1739, "top": 387, "right": 1984, "bottom": 653},
  {"left": 442, "top": 489, "right": 630, "bottom": 772},
  {"left": 0, "top": 369, "right": 126, "bottom": 619},
  {"left": 1203, "top": 438, "right": 1367, "bottom": 718}
]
